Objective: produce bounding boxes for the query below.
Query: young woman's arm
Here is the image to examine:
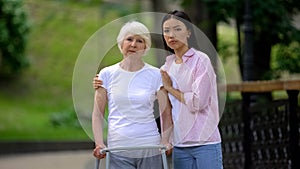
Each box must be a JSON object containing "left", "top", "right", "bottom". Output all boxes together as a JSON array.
[{"left": 160, "top": 70, "right": 185, "bottom": 103}]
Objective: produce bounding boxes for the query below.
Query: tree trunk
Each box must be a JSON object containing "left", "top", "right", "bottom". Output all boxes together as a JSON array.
[
  {"left": 252, "top": 34, "right": 273, "bottom": 102},
  {"left": 242, "top": 0, "right": 272, "bottom": 103},
  {"left": 150, "top": 0, "right": 167, "bottom": 67},
  {"left": 186, "top": 0, "right": 217, "bottom": 48},
  {"left": 253, "top": 34, "right": 271, "bottom": 80},
  {"left": 151, "top": 0, "right": 166, "bottom": 12},
  {"left": 185, "top": 0, "right": 218, "bottom": 71},
  {"left": 236, "top": 17, "right": 243, "bottom": 78}
]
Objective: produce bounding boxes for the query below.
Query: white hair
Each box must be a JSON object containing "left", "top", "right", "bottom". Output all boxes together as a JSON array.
[{"left": 117, "top": 21, "right": 151, "bottom": 55}]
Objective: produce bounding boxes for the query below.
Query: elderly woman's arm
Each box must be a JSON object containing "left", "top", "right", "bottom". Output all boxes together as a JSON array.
[
  {"left": 92, "top": 87, "right": 107, "bottom": 159},
  {"left": 157, "top": 88, "right": 173, "bottom": 155}
]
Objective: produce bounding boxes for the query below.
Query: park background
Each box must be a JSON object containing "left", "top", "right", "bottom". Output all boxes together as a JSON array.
[
  {"left": 0, "top": 0, "right": 300, "bottom": 168},
  {"left": 0, "top": 0, "right": 246, "bottom": 142}
]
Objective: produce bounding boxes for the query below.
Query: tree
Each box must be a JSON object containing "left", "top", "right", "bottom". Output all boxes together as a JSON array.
[
  {"left": 185, "top": 0, "right": 218, "bottom": 48},
  {"left": 204, "top": 0, "right": 300, "bottom": 81},
  {"left": 0, "top": 0, "right": 30, "bottom": 77}
]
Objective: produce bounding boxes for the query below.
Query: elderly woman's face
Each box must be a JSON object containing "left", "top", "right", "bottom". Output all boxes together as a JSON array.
[{"left": 121, "top": 34, "right": 146, "bottom": 57}]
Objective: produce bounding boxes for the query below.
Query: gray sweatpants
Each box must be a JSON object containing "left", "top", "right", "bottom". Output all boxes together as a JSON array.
[{"left": 109, "top": 149, "right": 163, "bottom": 169}]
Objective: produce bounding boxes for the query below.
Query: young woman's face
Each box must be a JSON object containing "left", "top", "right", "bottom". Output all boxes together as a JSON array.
[
  {"left": 163, "top": 18, "right": 190, "bottom": 51},
  {"left": 121, "top": 34, "right": 146, "bottom": 57}
]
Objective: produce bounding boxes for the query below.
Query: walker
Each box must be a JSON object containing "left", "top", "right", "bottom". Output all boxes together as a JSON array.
[{"left": 94, "top": 145, "right": 169, "bottom": 169}]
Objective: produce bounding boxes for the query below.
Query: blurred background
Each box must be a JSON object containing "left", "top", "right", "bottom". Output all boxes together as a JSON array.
[{"left": 0, "top": 0, "right": 299, "bottom": 169}]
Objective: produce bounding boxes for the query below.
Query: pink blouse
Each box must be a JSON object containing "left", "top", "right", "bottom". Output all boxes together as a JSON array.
[{"left": 162, "top": 48, "right": 221, "bottom": 147}]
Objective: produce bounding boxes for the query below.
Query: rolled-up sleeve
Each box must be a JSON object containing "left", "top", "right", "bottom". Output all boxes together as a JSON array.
[
  {"left": 183, "top": 56, "right": 216, "bottom": 113},
  {"left": 183, "top": 71, "right": 213, "bottom": 112}
]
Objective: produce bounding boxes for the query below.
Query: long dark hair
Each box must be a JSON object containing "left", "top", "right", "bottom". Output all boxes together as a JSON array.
[{"left": 161, "top": 10, "right": 198, "bottom": 54}]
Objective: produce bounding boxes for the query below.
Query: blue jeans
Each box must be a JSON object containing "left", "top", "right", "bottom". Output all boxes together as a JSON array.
[{"left": 173, "top": 143, "right": 223, "bottom": 169}]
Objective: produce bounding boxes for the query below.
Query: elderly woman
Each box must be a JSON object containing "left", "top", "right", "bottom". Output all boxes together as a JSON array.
[{"left": 92, "top": 21, "right": 171, "bottom": 169}]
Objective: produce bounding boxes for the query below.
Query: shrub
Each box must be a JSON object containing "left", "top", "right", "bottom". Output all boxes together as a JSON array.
[
  {"left": 0, "top": 0, "right": 30, "bottom": 77},
  {"left": 272, "top": 41, "right": 300, "bottom": 77}
]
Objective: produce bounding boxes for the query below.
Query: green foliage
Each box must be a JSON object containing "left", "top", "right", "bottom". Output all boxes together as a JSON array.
[
  {"left": 204, "top": 0, "right": 300, "bottom": 45},
  {"left": 204, "top": 0, "right": 242, "bottom": 23},
  {"left": 201, "top": 0, "right": 300, "bottom": 80},
  {"left": 217, "top": 23, "right": 238, "bottom": 61},
  {"left": 252, "top": 0, "right": 300, "bottom": 44},
  {"left": 0, "top": 0, "right": 30, "bottom": 77},
  {"left": 272, "top": 41, "right": 300, "bottom": 74},
  {"left": 99, "top": 1, "right": 140, "bottom": 20},
  {"left": 50, "top": 110, "right": 81, "bottom": 128},
  {"left": 51, "top": 0, "right": 100, "bottom": 5}
]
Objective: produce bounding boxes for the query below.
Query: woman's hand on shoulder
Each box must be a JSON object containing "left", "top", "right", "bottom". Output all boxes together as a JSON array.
[{"left": 93, "top": 75, "right": 103, "bottom": 89}]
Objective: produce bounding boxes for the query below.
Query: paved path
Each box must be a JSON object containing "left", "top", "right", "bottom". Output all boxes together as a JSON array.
[{"left": 0, "top": 150, "right": 107, "bottom": 169}]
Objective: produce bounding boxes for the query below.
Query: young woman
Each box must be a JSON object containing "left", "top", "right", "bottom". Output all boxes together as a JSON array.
[
  {"left": 92, "top": 21, "right": 171, "bottom": 169},
  {"left": 160, "top": 10, "right": 223, "bottom": 169}
]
